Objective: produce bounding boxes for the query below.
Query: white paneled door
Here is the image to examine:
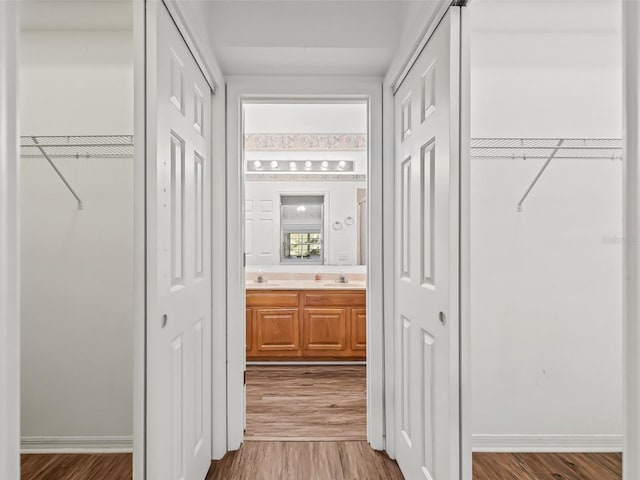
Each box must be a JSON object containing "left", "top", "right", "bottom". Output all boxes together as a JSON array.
[
  {"left": 394, "top": 7, "right": 461, "bottom": 480},
  {"left": 146, "top": 2, "right": 213, "bottom": 479}
]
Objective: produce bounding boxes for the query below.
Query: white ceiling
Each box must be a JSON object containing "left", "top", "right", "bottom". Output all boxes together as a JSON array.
[
  {"left": 18, "top": 0, "right": 622, "bottom": 76},
  {"left": 206, "top": 0, "right": 424, "bottom": 76}
]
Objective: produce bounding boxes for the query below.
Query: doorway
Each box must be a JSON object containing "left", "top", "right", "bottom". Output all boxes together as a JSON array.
[
  {"left": 242, "top": 102, "right": 369, "bottom": 441},
  {"left": 224, "top": 78, "right": 385, "bottom": 451}
]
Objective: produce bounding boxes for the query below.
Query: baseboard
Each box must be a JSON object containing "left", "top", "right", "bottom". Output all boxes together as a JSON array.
[
  {"left": 472, "top": 435, "right": 623, "bottom": 453},
  {"left": 21, "top": 436, "right": 133, "bottom": 454}
]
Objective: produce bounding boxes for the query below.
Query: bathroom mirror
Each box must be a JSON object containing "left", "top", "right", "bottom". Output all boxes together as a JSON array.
[{"left": 243, "top": 102, "right": 368, "bottom": 268}]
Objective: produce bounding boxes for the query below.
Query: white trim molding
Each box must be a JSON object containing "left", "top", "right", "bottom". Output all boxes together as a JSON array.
[
  {"left": 623, "top": 2, "right": 640, "bottom": 479},
  {"left": 0, "top": 3, "right": 20, "bottom": 479},
  {"left": 472, "top": 435, "right": 624, "bottom": 454},
  {"left": 21, "top": 436, "right": 134, "bottom": 454}
]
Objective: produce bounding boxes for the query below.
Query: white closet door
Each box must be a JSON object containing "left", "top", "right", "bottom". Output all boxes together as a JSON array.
[
  {"left": 394, "top": 7, "right": 461, "bottom": 480},
  {"left": 146, "top": 2, "right": 213, "bottom": 479}
]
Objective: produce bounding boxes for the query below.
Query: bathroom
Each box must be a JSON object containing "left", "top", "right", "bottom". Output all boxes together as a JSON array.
[{"left": 242, "top": 102, "right": 369, "bottom": 440}]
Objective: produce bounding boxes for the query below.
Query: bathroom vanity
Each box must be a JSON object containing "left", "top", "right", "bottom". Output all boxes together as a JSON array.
[{"left": 246, "top": 283, "right": 366, "bottom": 361}]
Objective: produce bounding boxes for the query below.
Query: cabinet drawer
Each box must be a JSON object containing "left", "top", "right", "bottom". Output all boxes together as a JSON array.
[
  {"left": 246, "top": 291, "right": 299, "bottom": 308},
  {"left": 303, "top": 291, "right": 365, "bottom": 307}
]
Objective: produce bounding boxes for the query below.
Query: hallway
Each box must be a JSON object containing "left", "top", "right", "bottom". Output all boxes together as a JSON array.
[
  {"left": 206, "top": 441, "right": 403, "bottom": 480},
  {"left": 245, "top": 365, "right": 367, "bottom": 441}
]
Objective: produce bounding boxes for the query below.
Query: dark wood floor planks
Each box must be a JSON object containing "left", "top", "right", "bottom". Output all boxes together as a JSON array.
[
  {"left": 245, "top": 365, "right": 367, "bottom": 440},
  {"left": 20, "top": 450, "right": 623, "bottom": 480},
  {"left": 473, "top": 452, "right": 623, "bottom": 480},
  {"left": 21, "top": 453, "right": 132, "bottom": 480}
]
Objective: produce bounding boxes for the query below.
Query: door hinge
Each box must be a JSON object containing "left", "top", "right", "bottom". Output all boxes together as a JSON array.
[{"left": 244, "top": 370, "right": 247, "bottom": 386}]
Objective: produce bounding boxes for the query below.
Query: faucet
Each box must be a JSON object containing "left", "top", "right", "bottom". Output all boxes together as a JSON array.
[
  {"left": 255, "top": 270, "right": 266, "bottom": 284},
  {"left": 335, "top": 270, "right": 348, "bottom": 284}
]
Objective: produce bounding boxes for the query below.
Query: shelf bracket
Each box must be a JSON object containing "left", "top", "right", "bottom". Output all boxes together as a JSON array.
[
  {"left": 32, "top": 137, "right": 83, "bottom": 210},
  {"left": 517, "top": 139, "right": 564, "bottom": 212}
]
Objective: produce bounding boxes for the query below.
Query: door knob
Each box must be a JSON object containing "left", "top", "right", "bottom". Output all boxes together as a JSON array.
[
  {"left": 161, "top": 314, "right": 168, "bottom": 328},
  {"left": 439, "top": 311, "right": 447, "bottom": 326}
]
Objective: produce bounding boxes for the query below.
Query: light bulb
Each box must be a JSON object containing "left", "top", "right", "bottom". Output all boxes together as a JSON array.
[
  {"left": 338, "top": 160, "right": 346, "bottom": 170},
  {"left": 270, "top": 160, "right": 279, "bottom": 169},
  {"left": 253, "top": 160, "right": 263, "bottom": 170},
  {"left": 289, "top": 161, "right": 297, "bottom": 171},
  {"left": 304, "top": 161, "right": 313, "bottom": 171},
  {"left": 321, "top": 161, "right": 329, "bottom": 171},
  {"left": 296, "top": 205, "right": 306, "bottom": 212}
]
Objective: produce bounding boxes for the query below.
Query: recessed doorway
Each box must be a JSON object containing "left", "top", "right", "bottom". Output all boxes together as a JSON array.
[{"left": 242, "top": 101, "right": 369, "bottom": 441}]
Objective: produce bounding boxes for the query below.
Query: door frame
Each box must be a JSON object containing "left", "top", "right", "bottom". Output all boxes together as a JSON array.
[
  {"left": 382, "top": 2, "right": 471, "bottom": 476},
  {"left": 225, "top": 76, "right": 385, "bottom": 451},
  {"left": 0, "top": 2, "right": 20, "bottom": 479},
  {"left": 133, "top": 1, "right": 227, "bottom": 478},
  {"left": 624, "top": 4, "right": 640, "bottom": 479}
]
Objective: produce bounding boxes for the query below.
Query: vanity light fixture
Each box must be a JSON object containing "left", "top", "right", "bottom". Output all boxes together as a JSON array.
[
  {"left": 253, "top": 160, "right": 263, "bottom": 170},
  {"left": 296, "top": 205, "right": 306, "bottom": 212},
  {"left": 270, "top": 160, "right": 279, "bottom": 169},
  {"left": 289, "top": 161, "right": 297, "bottom": 171},
  {"left": 304, "top": 161, "right": 313, "bottom": 171}
]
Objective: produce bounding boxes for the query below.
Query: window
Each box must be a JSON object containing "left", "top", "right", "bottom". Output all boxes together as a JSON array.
[{"left": 283, "top": 232, "right": 322, "bottom": 260}]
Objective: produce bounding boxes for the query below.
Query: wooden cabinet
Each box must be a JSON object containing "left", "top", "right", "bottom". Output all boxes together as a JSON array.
[
  {"left": 350, "top": 307, "right": 367, "bottom": 352},
  {"left": 246, "top": 289, "right": 366, "bottom": 360},
  {"left": 246, "top": 308, "right": 253, "bottom": 354},
  {"left": 255, "top": 308, "right": 299, "bottom": 355},
  {"left": 303, "top": 308, "right": 347, "bottom": 355}
]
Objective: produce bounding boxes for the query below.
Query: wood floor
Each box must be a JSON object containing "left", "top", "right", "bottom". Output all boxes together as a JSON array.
[
  {"left": 20, "top": 450, "right": 623, "bottom": 479},
  {"left": 245, "top": 365, "right": 367, "bottom": 440},
  {"left": 21, "top": 453, "right": 132, "bottom": 479},
  {"left": 473, "top": 452, "right": 622, "bottom": 480},
  {"left": 206, "top": 440, "right": 403, "bottom": 480}
]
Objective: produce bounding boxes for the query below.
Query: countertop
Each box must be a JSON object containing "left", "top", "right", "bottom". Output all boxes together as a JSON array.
[{"left": 246, "top": 279, "right": 366, "bottom": 291}]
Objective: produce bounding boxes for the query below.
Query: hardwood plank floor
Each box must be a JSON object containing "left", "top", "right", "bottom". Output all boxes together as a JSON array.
[
  {"left": 21, "top": 453, "right": 132, "bottom": 480},
  {"left": 206, "top": 441, "right": 404, "bottom": 480},
  {"left": 245, "top": 365, "right": 367, "bottom": 440},
  {"left": 473, "top": 453, "right": 622, "bottom": 480},
  {"left": 19, "top": 450, "right": 623, "bottom": 479}
]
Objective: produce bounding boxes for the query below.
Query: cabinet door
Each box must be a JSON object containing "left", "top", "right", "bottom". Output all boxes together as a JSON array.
[
  {"left": 350, "top": 307, "right": 367, "bottom": 352},
  {"left": 246, "top": 308, "right": 253, "bottom": 354},
  {"left": 303, "top": 308, "right": 347, "bottom": 354},
  {"left": 255, "top": 308, "right": 300, "bottom": 354}
]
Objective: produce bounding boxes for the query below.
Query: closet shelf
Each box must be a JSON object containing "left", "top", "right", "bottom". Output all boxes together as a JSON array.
[
  {"left": 20, "top": 135, "right": 134, "bottom": 211},
  {"left": 471, "top": 138, "right": 622, "bottom": 160},
  {"left": 471, "top": 138, "right": 623, "bottom": 212},
  {"left": 20, "top": 135, "right": 134, "bottom": 159}
]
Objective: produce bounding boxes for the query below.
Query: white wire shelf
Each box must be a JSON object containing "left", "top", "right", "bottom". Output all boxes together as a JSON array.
[
  {"left": 471, "top": 138, "right": 622, "bottom": 160},
  {"left": 20, "top": 135, "right": 134, "bottom": 159}
]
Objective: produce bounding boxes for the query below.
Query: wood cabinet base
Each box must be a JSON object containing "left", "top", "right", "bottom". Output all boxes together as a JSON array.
[{"left": 246, "top": 290, "right": 366, "bottom": 361}]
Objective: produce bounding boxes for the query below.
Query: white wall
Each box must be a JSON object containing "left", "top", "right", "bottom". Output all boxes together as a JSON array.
[
  {"left": 20, "top": 31, "right": 134, "bottom": 443},
  {"left": 470, "top": 1, "right": 623, "bottom": 449}
]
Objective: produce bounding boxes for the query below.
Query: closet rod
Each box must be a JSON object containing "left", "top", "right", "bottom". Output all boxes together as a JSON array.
[
  {"left": 32, "top": 137, "right": 83, "bottom": 210},
  {"left": 517, "top": 139, "right": 564, "bottom": 212}
]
